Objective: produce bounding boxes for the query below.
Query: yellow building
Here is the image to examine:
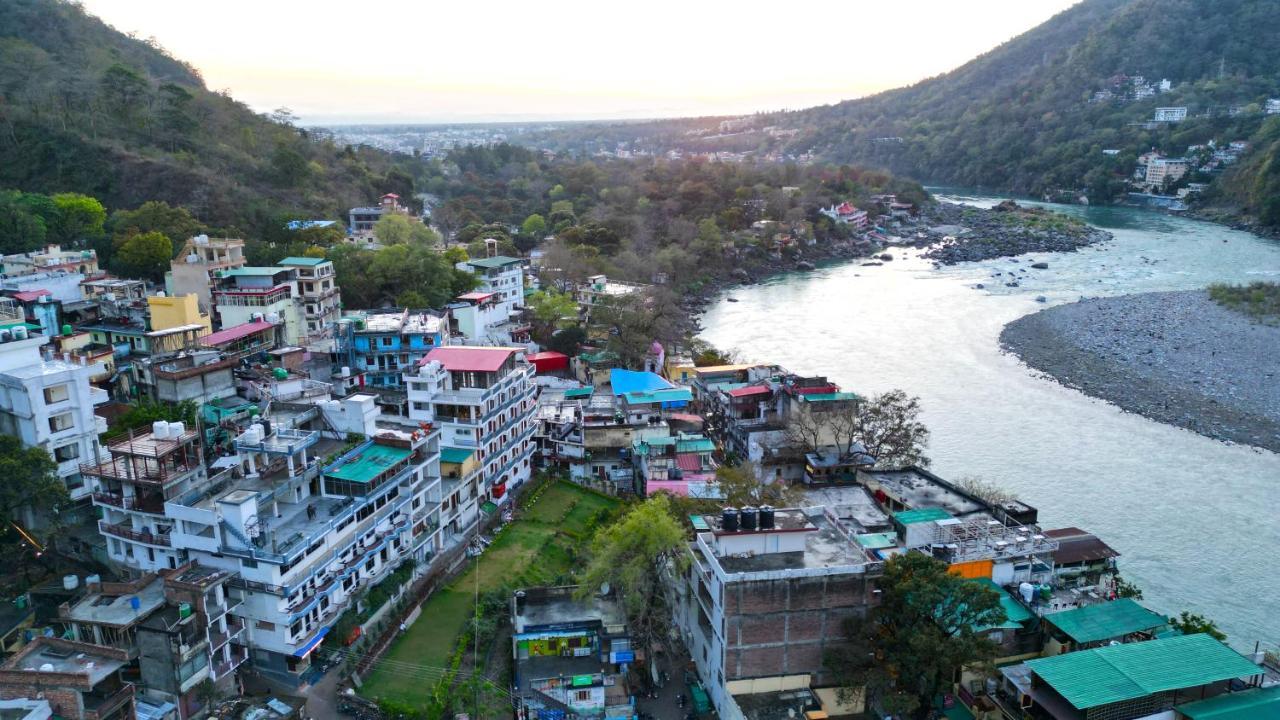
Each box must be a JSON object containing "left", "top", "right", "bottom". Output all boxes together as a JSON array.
[{"left": 148, "top": 293, "right": 212, "bottom": 334}]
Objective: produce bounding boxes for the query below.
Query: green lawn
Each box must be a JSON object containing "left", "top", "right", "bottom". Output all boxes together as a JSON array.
[{"left": 358, "top": 480, "right": 618, "bottom": 705}]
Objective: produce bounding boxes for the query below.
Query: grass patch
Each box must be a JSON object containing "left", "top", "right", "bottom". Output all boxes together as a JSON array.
[
  {"left": 1209, "top": 282, "right": 1280, "bottom": 322},
  {"left": 358, "top": 480, "right": 620, "bottom": 707}
]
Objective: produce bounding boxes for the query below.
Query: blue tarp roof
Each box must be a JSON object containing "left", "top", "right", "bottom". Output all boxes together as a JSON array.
[{"left": 609, "top": 369, "right": 673, "bottom": 396}]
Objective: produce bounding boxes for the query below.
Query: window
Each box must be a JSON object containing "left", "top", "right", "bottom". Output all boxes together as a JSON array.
[
  {"left": 48, "top": 413, "right": 74, "bottom": 433},
  {"left": 575, "top": 690, "right": 591, "bottom": 702},
  {"left": 53, "top": 443, "right": 80, "bottom": 462},
  {"left": 43, "top": 384, "right": 70, "bottom": 404}
]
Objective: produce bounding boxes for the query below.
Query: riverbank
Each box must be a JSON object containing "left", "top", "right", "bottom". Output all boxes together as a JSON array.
[{"left": 1000, "top": 290, "right": 1280, "bottom": 453}]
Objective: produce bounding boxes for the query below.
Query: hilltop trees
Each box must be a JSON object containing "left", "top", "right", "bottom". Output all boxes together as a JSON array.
[
  {"left": 784, "top": 390, "right": 930, "bottom": 468},
  {"left": 825, "top": 553, "right": 1003, "bottom": 718}
]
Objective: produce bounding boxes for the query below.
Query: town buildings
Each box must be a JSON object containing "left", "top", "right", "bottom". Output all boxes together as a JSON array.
[
  {"left": 335, "top": 308, "right": 447, "bottom": 389},
  {"left": 211, "top": 267, "right": 304, "bottom": 347},
  {"left": 348, "top": 194, "right": 410, "bottom": 236},
  {"left": 0, "top": 245, "right": 100, "bottom": 278},
  {"left": 1153, "top": 106, "right": 1189, "bottom": 123},
  {"left": 277, "top": 257, "right": 341, "bottom": 351},
  {"left": 510, "top": 586, "right": 633, "bottom": 720},
  {"left": 168, "top": 236, "right": 246, "bottom": 314},
  {"left": 819, "top": 202, "right": 870, "bottom": 229},
  {"left": 0, "top": 638, "right": 135, "bottom": 720},
  {"left": 454, "top": 255, "right": 524, "bottom": 315},
  {"left": 0, "top": 299, "right": 109, "bottom": 507}
]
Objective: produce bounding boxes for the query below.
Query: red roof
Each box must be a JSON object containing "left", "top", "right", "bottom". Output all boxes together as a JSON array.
[
  {"left": 421, "top": 346, "right": 517, "bottom": 372},
  {"left": 675, "top": 453, "right": 703, "bottom": 472},
  {"left": 10, "top": 289, "right": 50, "bottom": 302},
  {"left": 381, "top": 193, "right": 400, "bottom": 199},
  {"left": 726, "top": 385, "right": 771, "bottom": 399},
  {"left": 200, "top": 320, "right": 274, "bottom": 346},
  {"left": 457, "top": 291, "right": 497, "bottom": 302},
  {"left": 528, "top": 351, "right": 568, "bottom": 361},
  {"left": 837, "top": 202, "right": 858, "bottom": 215}
]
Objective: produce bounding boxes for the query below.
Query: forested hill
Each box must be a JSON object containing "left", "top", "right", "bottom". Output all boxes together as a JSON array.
[
  {"left": 0, "top": 0, "right": 414, "bottom": 235},
  {"left": 767, "top": 0, "right": 1280, "bottom": 222}
]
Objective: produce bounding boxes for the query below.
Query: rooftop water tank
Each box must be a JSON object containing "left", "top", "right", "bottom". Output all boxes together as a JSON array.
[
  {"left": 721, "top": 507, "right": 739, "bottom": 532},
  {"left": 186, "top": 253, "right": 199, "bottom": 264},
  {"left": 740, "top": 506, "right": 758, "bottom": 531},
  {"left": 12, "top": 326, "right": 27, "bottom": 340},
  {"left": 129, "top": 596, "right": 141, "bottom": 611},
  {"left": 85, "top": 574, "right": 101, "bottom": 586},
  {"left": 62, "top": 575, "right": 79, "bottom": 591},
  {"left": 273, "top": 367, "right": 288, "bottom": 380},
  {"left": 341, "top": 366, "right": 351, "bottom": 378},
  {"left": 152, "top": 420, "right": 168, "bottom": 438},
  {"left": 62, "top": 324, "right": 73, "bottom": 336},
  {"left": 170, "top": 421, "right": 185, "bottom": 437},
  {"left": 759, "top": 505, "right": 776, "bottom": 530}
]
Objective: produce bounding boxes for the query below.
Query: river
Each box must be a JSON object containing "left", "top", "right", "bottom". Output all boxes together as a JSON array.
[{"left": 698, "top": 191, "right": 1280, "bottom": 647}]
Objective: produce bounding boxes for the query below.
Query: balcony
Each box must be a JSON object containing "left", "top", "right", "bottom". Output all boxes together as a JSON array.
[
  {"left": 99, "top": 520, "right": 172, "bottom": 547},
  {"left": 211, "top": 644, "right": 249, "bottom": 679},
  {"left": 92, "top": 492, "right": 166, "bottom": 514},
  {"left": 83, "top": 683, "right": 134, "bottom": 720},
  {"left": 209, "top": 618, "right": 245, "bottom": 651}
]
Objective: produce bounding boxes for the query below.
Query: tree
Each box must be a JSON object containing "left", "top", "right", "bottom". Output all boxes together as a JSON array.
[
  {"left": 98, "top": 63, "right": 147, "bottom": 119},
  {"left": 156, "top": 82, "right": 197, "bottom": 150},
  {"left": 0, "top": 191, "right": 47, "bottom": 254},
  {"left": 106, "top": 400, "right": 198, "bottom": 440},
  {"left": 825, "top": 553, "right": 1003, "bottom": 717},
  {"left": 109, "top": 201, "right": 203, "bottom": 248},
  {"left": 1171, "top": 611, "right": 1226, "bottom": 641},
  {"left": 547, "top": 326, "right": 587, "bottom": 356},
  {"left": 271, "top": 144, "right": 310, "bottom": 187},
  {"left": 49, "top": 193, "right": 106, "bottom": 245},
  {"left": 594, "top": 287, "right": 689, "bottom": 370},
  {"left": 841, "top": 390, "right": 930, "bottom": 468},
  {"left": 784, "top": 404, "right": 828, "bottom": 457},
  {"left": 954, "top": 476, "right": 1018, "bottom": 506},
  {"left": 520, "top": 213, "right": 547, "bottom": 238},
  {"left": 115, "top": 230, "right": 173, "bottom": 280},
  {"left": 526, "top": 289, "right": 579, "bottom": 342},
  {"left": 578, "top": 494, "right": 688, "bottom": 667},
  {"left": 712, "top": 464, "right": 805, "bottom": 507},
  {"left": 1113, "top": 575, "right": 1144, "bottom": 600},
  {"left": 374, "top": 214, "right": 438, "bottom": 246},
  {"left": 0, "top": 436, "right": 69, "bottom": 571}
]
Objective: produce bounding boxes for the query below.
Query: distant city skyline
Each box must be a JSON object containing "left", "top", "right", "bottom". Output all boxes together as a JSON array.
[{"left": 81, "top": 0, "right": 1081, "bottom": 124}]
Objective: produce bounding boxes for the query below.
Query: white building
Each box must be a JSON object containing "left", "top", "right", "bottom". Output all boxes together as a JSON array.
[
  {"left": 406, "top": 347, "right": 537, "bottom": 511},
  {"left": 0, "top": 300, "right": 108, "bottom": 506},
  {"left": 455, "top": 255, "right": 524, "bottom": 315},
  {"left": 212, "top": 267, "right": 304, "bottom": 347},
  {"left": 277, "top": 257, "right": 341, "bottom": 350},
  {"left": 1267, "top": 98, "right": 1280, "bottom": 115},
  {"left": 168, "top": 236, "right": 247, "bottom": 314},
  {"left": 1153, "top": 106, "right": 1188, "bottom": 123}
]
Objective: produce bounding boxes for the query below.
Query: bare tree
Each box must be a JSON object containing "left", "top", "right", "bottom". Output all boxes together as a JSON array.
[
  {"left": 714, "top": 464, "right": 806, "bottom": 507},
  {"left": 954, "top": 476, "right": 1018, "bottom": 506},
  {"left": 783, "top": 404, "right": 826, "bottom": 456},
  {"left": 850, "top": 389, "right": 930, "bottom": 469}
]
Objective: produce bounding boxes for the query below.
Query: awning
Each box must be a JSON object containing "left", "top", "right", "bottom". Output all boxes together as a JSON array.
[
  {"left": 201, "top": 320, "right": 274, "bottom": 347},
  {"left": 293, "top": 625, "right": 330, "bottom": 657}
]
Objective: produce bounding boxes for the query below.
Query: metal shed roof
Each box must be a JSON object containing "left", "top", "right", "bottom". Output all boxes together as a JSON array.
[
  {"left": 1044, "top": 598, "right": 1167, "bottom": 645},
  {"left": 893, "top": 507, "right": 953, "bottom": 525},
  {"left": 1177, "top": 686, "right": 1280, "bottom": 719},
  {"left": 1025, "top": 634, "right": 1262, "bottom": 710}
]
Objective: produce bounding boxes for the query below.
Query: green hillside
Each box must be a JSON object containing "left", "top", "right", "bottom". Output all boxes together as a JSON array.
[{"left": 0, "top": 0, "right": 415, "bottom": 235}]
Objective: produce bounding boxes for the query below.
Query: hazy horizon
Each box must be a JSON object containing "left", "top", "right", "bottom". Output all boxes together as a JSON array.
[{"left": 81, "top": 0, "right": 1081, "bottom": 125}]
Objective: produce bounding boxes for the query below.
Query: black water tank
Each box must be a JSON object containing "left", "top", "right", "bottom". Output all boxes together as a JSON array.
[
  {"left": 759, "top": 505, "right": 776, "bottom": 530},
  {"left": 740, "top": 506, "right": 758, "bottom": 531},
  {"left": 515, "top": 590, "right": 527, "bottom": 615},
  {"left": 721, "top": 507, "right": 739, "bottom": 532}
]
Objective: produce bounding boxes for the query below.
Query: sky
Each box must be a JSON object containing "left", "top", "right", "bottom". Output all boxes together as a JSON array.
[{"left": 81, "top": 0, "right": 1081, "bottom": 125}]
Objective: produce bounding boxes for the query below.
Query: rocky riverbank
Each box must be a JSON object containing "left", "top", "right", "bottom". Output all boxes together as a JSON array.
[
  {"left": 1000, "top": 290, "right": 1280, "bottom": 452},
  {"left": 919, "top": 200, "right": 1111, "bottom": 264}
]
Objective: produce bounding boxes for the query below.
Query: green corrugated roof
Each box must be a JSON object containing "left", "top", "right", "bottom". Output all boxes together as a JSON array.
[
  {"left": 221, "top": 266, "right": 288, "bottom": 277},
  {"left": 1045, "top": 599, "right": 1167, "bottom": 645},
  {"left": 1178, "top": 686, "right": 1280, "bottom": 719},
  {"left": 463, "top": 255, "right": 521, "bottom": 269},
  {"left": 798, "top": 392, "right": 860, "bottom": 402},
  {"left": 894, "top": 507, "right": 953, "bottom": 524},
  {"left": 623, "top": 388, "right": 693, "bottom": 405},
  {"left": 326, "top": 444, "right": 412, "bottom": 484},
  {"left": 278, "top": 256, "right": 327, "bottom": 266},
  {"left": 440, "top": 447, "right": 475, "bottom": 464},
  {"left": 855, "top": 533, "right": 898, "bottom": 549},
  {"left": 1025, "top": 634, "right": 1262, "bottom": 710},
  {"left": 634, "top": 434, "right": 716, "bottom": 454},
  {"left": 563, "top": 386, "right": 595, "bottom": 399},
  {"left": 972, "top": 578, "right": 1033, "bottom": 630}
]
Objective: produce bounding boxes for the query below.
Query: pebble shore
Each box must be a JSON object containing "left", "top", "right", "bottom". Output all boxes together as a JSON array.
[{"left": 1000, "top": 290, "right": 1280, "bottom": 452}]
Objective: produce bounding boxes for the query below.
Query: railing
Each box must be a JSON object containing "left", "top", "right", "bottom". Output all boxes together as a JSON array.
[
  {"left": 210, "top": 619, "right": 245, "bottom": 651},
  {"left": 99, "top": 521, "right": 172, "bottom": 547},
  {"left": 228, "top": 576, "right": 286, "bottom": 596},
  {"left": 92, "top": 492, "right": 165, "bottom": 514},
  {"left": 82, "top": 683, "right": 134, "bottom": 720},
  {"left": 212, "top": 644, "right": 249, "bottom": 679}
]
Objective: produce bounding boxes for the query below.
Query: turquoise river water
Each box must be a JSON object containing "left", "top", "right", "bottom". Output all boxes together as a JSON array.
[{"left": 698, "top": 191, "right": 1280, "bottom": 648}]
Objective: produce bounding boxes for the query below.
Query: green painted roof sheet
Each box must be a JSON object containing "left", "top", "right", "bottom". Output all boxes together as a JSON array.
[
  {"left": 634, "top": 435, "right": 716, "bottom": 454},
  {"left": 1178, "top": 686, "right": 1280, "bottom": 719},
  {"left": 894, "top": 507, "right": 953, "bottom": 524},
  {"left": 325, "top": 444, "right": 412, "bottom": 484},
  {"left": 972, "top": 578, "right": 1034, "bottom": 630},
  {"left": 1025, "top": 634, "right": 1262, "bottom": 710},
  {"left": 221, "top": 266, "right": 287, "bottom": 276},
  {"left": 278, "top": 256, "right": 327, "bottom": 266},
  {"left": 855, "top": 532, "right": 898, "bottom": 549},
  {"left": 463, "top": 255, "right": 522, "bottom": 268},
  {"left": 623, "top": 387, "right": 693, "bottom": 405},
  {"left": 440, "top": 447, "right": 475, "bottom": 464},
  {"left": 563, "top": 387, "right": 595, "bottom": 399},
  {"left": 1045, "top": 598, "right": 1167, "bottom": 644},
  {"left": 798, "top": 392, "right": 860, "bottom": 402}
]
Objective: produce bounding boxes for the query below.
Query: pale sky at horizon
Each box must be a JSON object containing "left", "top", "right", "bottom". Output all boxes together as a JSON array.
[{"left": 80, "top": 0, "right": 1081, "bottom": 124}]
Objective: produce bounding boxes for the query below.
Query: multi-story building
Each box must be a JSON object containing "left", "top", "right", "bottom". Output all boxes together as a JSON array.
[
  {"left": 211, "top": 267, "right": 304, "bottom": 347},
  {"left": 510, "top": 586, "right": 633, "bottom": 720},
  {"left": 147, "top": 294, "right": 211, "bottom": 334},
  {"left": 1153, "top": 106, "right": 1188, "bottom": 122},
  {"left": 168, "top": 236, "right": 247, "bottom": 314},
  {"left": 1144, "top": 157, "right": 1190, "bottom": 189},
  {"left": 0, "top": 270, "right": 85, "bottom": 304},
  {"left": 0, "top": 638, "right": 135, "bottom": 720},
  {"left": 83, "top": 422, "right": 207, "bottom": 574},
  {"left": 159, "top": 424, "right": 443, "bottom": 687},
  {"left": 631, "top": 433, "right": 717, "bottom": 497},
  {"left": 0, "top": 300, "right": 109, "bottom": 507},
  {"left": 406, "top": 346, "right": 537, "bottom": 506},
  {"left": 278, "top": 257, "right": 341, "bottom": 350},
  {"left": 454, "top": 255, "right": 524, "bottom": 314},
  {"left": 0, "top": 245, "right": 99, "bottom": 278},
  {"left": 348, "top": 193, "right": 409, "bottom": 236},
  {"left": 674, "top": 507, "right": 882, "bottom": 719},
  {"left": 335, "top": 309, "right": 446, "bottom": 389}
]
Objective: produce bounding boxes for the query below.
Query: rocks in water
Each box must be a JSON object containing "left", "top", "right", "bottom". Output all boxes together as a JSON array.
[
  {"left": 919, "top": 201, "right": 1111, "bottom": 265},
  {"left": 861, "top": 261, "right": 883, "bottom": 267},
  {"left": 1031, "top": 262, "right": 1049, "bottom": 269},
  {"left": 879, "top": 253, "right": 894, "bottom": 261},
  {"left": 1006, "top": 281, "right": 1020, "bottom": 287},
  {"left": 1035, "top": 295, "right": 1047, "bottom": 303},
  {"left": 975, "top": 283, "right": 985, "bottom": 289},
  {"left": 732, "top": 268, "right": 752, "bottom": 281},
  {"left": 796, "top": 261, "right": 816, "bottom": 271},
  {"left": 993, "top": 199, "right": 1021, "bottom": 212}
]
